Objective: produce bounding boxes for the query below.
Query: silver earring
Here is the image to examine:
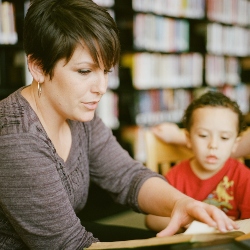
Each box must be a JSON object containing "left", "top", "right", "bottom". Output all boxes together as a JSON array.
[{"left": 38, "top": 81, "right": 42, "bottom": 97}]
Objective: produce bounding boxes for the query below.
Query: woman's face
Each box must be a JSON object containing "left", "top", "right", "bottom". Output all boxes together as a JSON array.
[{"left": 41, "top": 43, "right": 109, "bottom": 122}]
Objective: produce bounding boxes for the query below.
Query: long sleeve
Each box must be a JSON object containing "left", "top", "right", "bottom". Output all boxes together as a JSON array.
[
  {"left": 0, "top": 133, "right": 98, "bottom": 249},
  {"left": 0, "top": 90, "right": 98, "bottom": 249},
  {"left": 87, "top": 115, "right": 164, "bottom": 212}
]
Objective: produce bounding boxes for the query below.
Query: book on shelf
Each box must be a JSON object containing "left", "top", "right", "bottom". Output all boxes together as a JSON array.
[
  {"left": 133, "top": 14, "right": 189, "bottom": 53},
  {"left": 121, "top": 53, "right": 203, "bottom": 90},
  {"left": 207, "top": 0, "right": 250, "bottom": 26},
  {"left": 87, "top": 218, "right": 250, "bottom": 249},
  {"left": 132, "top": 0, "right": 205, "bottom": 19},
  {"left": 0, "top": 1, "right": 18, "bottom": 44},
  {"left": 96, "top": 90, "right": 119, "bottom": 130},
  {"left": 207, "top": 23, "right": 250, "bottom": 57}
]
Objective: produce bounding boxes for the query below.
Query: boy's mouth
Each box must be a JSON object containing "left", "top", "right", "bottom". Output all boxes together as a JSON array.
[{"left": 206, "top": 155, "right": 218, "bottom": 164}]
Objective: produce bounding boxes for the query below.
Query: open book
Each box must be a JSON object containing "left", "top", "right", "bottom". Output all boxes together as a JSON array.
[
  {"left": 184, "top": 219, "right": 250, "bottom": 235},
  {"left": 87, "top": 218, "right": 250, "bottom": 249}
]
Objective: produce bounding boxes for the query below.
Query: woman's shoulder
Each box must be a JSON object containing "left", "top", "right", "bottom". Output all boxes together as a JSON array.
[
  {"left": 0, "top": 88, "right": 43, "bottom": 137},
  {"left": 0, "top": 88, "right": 24, "bottom": 115},
  {"left": 0, "top": 89, "right": 24, "bottom": 130}
]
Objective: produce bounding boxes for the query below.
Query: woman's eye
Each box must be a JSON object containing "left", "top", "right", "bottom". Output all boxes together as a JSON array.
[
  {"left": 221, "top": 137, "right": 229, "bottom": 140},
  {"left": 78, "top": 69, "right": 91, "bottom": 75}
]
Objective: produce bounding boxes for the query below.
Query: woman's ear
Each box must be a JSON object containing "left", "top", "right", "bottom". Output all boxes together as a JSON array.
[
  {"left": 231, "top": 136, "right": 241, "bottom": 154},
  {"left": 27, "top": 55, "right": 45, "bottom": 83},
  {"left": 184, "top": 129, "right": 192, "bottom": 149}
]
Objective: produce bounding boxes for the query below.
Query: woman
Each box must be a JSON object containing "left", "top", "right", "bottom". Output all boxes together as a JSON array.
[{"left": 0, "top": 0, "right": 238, "bottom": 249}]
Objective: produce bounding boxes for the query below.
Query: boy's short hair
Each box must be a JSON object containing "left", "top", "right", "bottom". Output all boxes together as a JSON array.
[
  {"left": 182, "top": 91, "right": 246, "bottom": 134},
  {"left": 23, "top": 0, "right": 120, "bottom": 79}
]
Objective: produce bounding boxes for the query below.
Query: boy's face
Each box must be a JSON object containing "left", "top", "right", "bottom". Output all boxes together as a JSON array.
[{"left": 185, "top": 107, "right": 240, "bottom": 178}]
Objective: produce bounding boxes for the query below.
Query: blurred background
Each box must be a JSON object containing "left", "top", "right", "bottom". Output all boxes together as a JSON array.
[{"left": 1, "top": 0, "right": 250, "bottom": 226}]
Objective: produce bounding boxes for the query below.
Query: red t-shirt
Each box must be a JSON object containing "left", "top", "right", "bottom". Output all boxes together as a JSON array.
[{"left": 166, "top": 158, "right": 250, "bottom": 220}]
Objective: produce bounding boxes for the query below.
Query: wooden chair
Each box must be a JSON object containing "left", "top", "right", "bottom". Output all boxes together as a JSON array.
[{"left": 144, "top": 129, "right": 193, "bottom": 175}]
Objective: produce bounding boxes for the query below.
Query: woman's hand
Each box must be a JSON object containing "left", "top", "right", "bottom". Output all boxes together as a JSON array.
[
  {"left": 156, "top": 197, "right": 239, "bottom": 237},
  {"left": 151, "top": 123, "right": 186, "bottom": 145}
]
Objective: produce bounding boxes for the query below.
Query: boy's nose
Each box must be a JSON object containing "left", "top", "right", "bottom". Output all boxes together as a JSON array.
[{"left": 208, "top": 138, "right": 218, "bottom": 149}]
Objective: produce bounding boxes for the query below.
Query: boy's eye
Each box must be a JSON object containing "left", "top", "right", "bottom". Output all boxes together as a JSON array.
[
  {"left": 104, "top": 69, "right": 112, "bottom": 74},
  {"left": 78, "top": 69, "right": 91, "bottom": 75},
  {"left": 199, "top": 134, "right": 207, "bottom": 138},
  {"left": 221, "top": 137, "right": 229, "bottom": 140}
]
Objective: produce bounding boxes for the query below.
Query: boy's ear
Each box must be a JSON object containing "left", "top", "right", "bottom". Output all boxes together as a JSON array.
[
  {"left": 231, "top": 136, "right": 241, "bottom": 154},
  {"left": 27, "top": 55, "right": 45, "bottom": 83},
  {"left": 184, "top": 129, "right": 192, "bottom": 149}
]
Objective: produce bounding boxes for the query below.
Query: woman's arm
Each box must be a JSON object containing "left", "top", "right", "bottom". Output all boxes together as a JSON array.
[
  {"left": 138, "top": 177, "right": 239, "bottom": 237},
  {"left": 151, "top": 123, "right": 186, "bottom": 145},
  {"left": 232, "top": 127, "right": 250, "bottom": 158},
  {"left": 152, "top": 123, "right": 250, "bottom": 158}
]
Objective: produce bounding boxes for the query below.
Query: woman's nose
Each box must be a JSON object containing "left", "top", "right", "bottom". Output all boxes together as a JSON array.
[{"left": 92, "top": 72, "right": 108, "bottom": 95}]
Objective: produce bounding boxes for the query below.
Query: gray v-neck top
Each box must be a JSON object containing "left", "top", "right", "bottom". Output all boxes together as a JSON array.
[{"left": 0, "top": 88, "right": 163, "bottom": 249}]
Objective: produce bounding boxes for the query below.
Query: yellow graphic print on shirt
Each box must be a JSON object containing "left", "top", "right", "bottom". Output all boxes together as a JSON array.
[{"left": 203, "top": 176, "right": 234, "bottom": 212}]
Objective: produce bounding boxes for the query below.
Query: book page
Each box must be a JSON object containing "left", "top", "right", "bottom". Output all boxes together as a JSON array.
[
  {"left": 236, "top": 219, "right": 250, "bottom": 234},
  {"left": 184, "top": 218, "right": 250, "bottom": 235},
  {"left": 184, "top": 221, "right": 220, "bottom": 235}
]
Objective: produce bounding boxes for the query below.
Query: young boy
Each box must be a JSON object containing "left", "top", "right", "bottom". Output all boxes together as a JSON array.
[{"left": 146, "top": 91, "right": 250, "bottom": 235}]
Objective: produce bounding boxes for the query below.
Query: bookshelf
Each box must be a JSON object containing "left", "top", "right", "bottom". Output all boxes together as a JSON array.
[
  {"left": 114, "top": 0, "right": 250, "bottom": 160},
  {"left": 115, "top": 0, "right": 250, "bottom": 128},
  {"left": 1, "top": 0, "right": 250, "bottom": 133},
  {"left": 92, "top": 0, "right": 120, "bottom": 130},
  {"left": 0, "top": 0, "right": 28, "bottom": 99}
]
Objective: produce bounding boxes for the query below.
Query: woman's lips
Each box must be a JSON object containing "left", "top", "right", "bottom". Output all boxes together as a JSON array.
[{"left": 82, "top": 101, "right": 99, "bottom": 110}]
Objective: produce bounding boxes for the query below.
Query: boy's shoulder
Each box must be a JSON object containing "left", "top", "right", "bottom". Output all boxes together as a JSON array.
[
  {"left": 166, "top": 159, "right": 191, "bottom": 175},
  {"left": 227, "top": 157, "right": 249, "bottom": 168},
  {"left": 175, "top": 159, "right": 191, "bottom": 168},
  {"left": 226, "top": 157, "right": 250, "bottom": 178}
]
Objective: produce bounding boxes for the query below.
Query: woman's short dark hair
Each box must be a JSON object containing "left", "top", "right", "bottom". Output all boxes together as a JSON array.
[
  {"left": 182, "top": 91, "right": 246, "bottom": 135},
  {"left": 23, "top": 0, "right": 120, "bottom": 78}
]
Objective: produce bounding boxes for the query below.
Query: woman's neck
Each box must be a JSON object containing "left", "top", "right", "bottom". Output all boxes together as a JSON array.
[{"left": 21, "top": 83, "right": 72, "bottom": 162}]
